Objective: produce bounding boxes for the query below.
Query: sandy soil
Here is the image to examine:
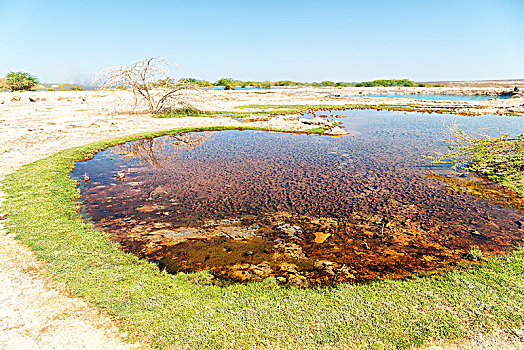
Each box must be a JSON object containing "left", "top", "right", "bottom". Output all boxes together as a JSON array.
[{"left": 0, "top": 88, "right": 523, "bottom": 349}]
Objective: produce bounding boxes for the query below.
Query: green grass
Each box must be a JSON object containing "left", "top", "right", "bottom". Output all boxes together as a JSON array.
[
  {"left": 160, "top": 104, "right": 523, "bottom": 120},
  {"left": 160, "top": 108, "right": 218, "bottom": 118},
  {"left": 428, "top": 132, "right": 524, "bottom": 197},
  {"left": 236, "top": 104, "right": 421, "bottom": 113},
  {"left": 235, "top": 104, "right": 520, "bottom": 117},
  {"left": 2, "top": 126, "right": 524, "bottom": 349},
  {"left": 304, "top": 127, "right": 326, "bottom": 133},
  {"left": 158, "top": 108, "right": 301, "bottom": 119},
  {"left": 236, "top": 104, "right": 321, "bottom": 110}
]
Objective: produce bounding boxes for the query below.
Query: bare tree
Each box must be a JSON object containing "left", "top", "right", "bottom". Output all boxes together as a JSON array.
[{"left": 94, "top": 57, "right": 195, "bottom": 114}]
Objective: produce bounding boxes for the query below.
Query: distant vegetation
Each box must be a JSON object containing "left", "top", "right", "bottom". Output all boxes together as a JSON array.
[
  {"left": 109, "top": 78, "right": 423, "bottom": 89},
  {"left": 0, "top": 73, "right": 89, "bottom": 92},
  {"left": 3, "top": 71, "right": 40, "bottom": 91},
  {"left": 179, "top": 78, "right": 212, "bottom": 87},
  {"left": 273, "top": 80, "right": 306, "bottom": 87},
  {"left": 0, "top": 70, "right": 422, "bottom": 92},
  {"left": 63, "top": 84, "right": 85, "bottom": 91},
  {"left": 210, "top": 78, "right": 274, "bottom": 89},
  {"left": 0, "top": 73, "right": 425, "bottom": 92},
  {"left": 355, "top": 79, "right": 415, "bottom": 87},
  {"left": 187, "top": 78, "right": 420, "bottom": 88},
  {"left": 54, "top": 84, "right": 86, "bottom": 91},
  {"left": 207, "top": 79, "right": 353, "bottom": 88},
  {"left": 310, "top": 81, "right": 354, "bottom": 87}
]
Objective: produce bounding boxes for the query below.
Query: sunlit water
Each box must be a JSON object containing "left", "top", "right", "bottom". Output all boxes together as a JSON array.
[{"left": 72, "top": 110, "right": 524, "bottom": 285}]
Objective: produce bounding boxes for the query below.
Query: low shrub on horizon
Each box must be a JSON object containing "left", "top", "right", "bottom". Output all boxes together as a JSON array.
[
  {"left": 355, "top": 79, "right": 416, "bottom": 87},
  {"left": 4, "top": 71, "right": 40, "bottom": 91}
]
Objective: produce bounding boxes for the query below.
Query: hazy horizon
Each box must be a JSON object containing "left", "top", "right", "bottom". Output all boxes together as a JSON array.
[
  {"left": 1, "top": 0, "right": 523, "bottom": 84},
  {"left": 33, "top": 78, "right": 524, "bottom": 87}
]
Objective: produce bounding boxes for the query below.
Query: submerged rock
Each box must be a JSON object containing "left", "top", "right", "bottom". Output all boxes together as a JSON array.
[
  {"left": 326, "top": 126, "right": 348, "bottom": 135},
  {"left": 274, "top": 239, "right": 306, "bottom": 259},
  {"left": 299, "top": 117, "right": 332, "bottom": 126},
  {"left": 229, "top": 261, "right": 273, "bottom": 281},
  {"left": 286, "top": 273, "right": 310, "bottom": 287}
]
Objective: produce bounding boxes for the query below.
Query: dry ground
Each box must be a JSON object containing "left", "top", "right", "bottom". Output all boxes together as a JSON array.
[{"left": 0, "top": 88, "right": 523, "bottom": 349}]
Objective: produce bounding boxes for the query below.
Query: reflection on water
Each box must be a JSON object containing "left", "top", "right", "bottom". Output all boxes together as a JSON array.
[
  {"left": 113, "top": 132, "right": 216, "bottom": 167},
  {"left": 72, "top": 110, "right": 524, "bottom": 286},
  {"left": 428, "top": 173, "right": 524, "bottom": 209}
]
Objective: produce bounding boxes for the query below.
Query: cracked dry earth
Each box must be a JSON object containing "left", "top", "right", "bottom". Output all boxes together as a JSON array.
[{"left": 0, "top": 90, "right": 523, "bottom": 349}]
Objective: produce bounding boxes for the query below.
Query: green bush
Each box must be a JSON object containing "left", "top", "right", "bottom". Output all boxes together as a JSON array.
[
  {"left": 5, "top": 71, "right": 39, "bottom": 91},
  {"left": 214, "top": 78, "right": 235, "bottom": 87},
  {"left": 355, "top": 79, "right": 415, "bottom": 87},
  {"left": 307, "top": 81, "right": 355, "bottom": 87},
  {"left": 335, "top": 81, "right": 355, "bottom": 87},
  {"left": 311, "top": 81, "right": 336, "bottom": 87},
  {"left": 67, "top": 84, "right": 86, "bottom": 91},
  {"left": 179, "top": 78, "right": 212, "bottom": 87},
  {"left": 273, "top": 80, "right": 305, "bottom": 87}
]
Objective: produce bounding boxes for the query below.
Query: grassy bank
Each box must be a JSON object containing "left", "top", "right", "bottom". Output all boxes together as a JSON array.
[
  {"left": 159, "top": 103, "right": 523, "bottom": 120},
  {"left": 158, "top": 108, "right": 302, "bottom": 119},
  {"left": 2, "top": 126, "right": 524, "bottom": 349},
  {"left": 236, "top": 104, "right": 523, "bottom": 116},
  {"left": 428, "top": 132, "right": 524, "bottom": 198},
  {"left": 157, "top": 105, "right": 450, "bottom": 119}
]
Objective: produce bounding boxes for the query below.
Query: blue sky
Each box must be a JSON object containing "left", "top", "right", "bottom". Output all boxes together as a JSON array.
[{"left": 1, "top": 0, "right": 523, "bottom": 84}]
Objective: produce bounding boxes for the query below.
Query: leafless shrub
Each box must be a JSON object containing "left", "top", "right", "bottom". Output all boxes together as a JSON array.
[{"left": 94, "top": 57, "right": 195, "bottom": 114}]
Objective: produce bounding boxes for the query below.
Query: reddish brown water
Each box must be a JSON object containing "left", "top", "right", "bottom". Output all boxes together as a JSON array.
[{"left": 72, "top": 110, "right": 524, "bottom": 286}]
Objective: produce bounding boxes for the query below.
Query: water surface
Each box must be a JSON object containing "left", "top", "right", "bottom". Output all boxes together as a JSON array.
[{"left": 72, "top": 110, "right": 524, "bottom": 285}]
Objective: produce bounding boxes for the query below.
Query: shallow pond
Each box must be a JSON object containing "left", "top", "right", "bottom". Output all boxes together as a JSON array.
[
  {"left": 347, "top": 94, "right": 511, "bottom": 101},
  {"left": 72, "top": 110, "right": 524, "bottom": 286}
]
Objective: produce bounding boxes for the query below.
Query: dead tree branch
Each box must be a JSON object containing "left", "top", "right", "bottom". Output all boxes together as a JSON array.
[{"left": 94, "top": 57, "right": 195, "bottom": 114}]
